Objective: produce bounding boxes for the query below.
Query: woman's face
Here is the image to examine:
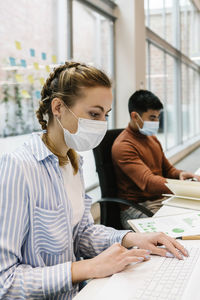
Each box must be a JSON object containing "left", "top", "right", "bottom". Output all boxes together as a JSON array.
[{"left": 57, "top": 86, "right": 113, "bottom": 133}]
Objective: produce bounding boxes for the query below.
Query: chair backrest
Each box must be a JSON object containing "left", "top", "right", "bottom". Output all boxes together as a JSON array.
[
  {"left": 93, "top": 129, "right": 153, "bottom": 228},
  {"left": 93, "top": 128, "right": 124, "bottom": 198},
  {"left": 93, "top": 129, "right": 124, "bottom": 229}
]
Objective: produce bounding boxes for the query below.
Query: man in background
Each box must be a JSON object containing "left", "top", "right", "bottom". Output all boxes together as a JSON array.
[{"left": 112, "top": 90, "right": 200, "bottom": 229}]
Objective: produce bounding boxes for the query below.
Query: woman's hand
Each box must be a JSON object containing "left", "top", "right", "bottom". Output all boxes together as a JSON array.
[
  {"left": 122, "top": 232, "right": 188, "bottom": 260},
  {"left": 72, "top": 243, "right": 150, "bottom": 282},
  {"left": 89, "top": 243, "right": 150, "bottom": 278},
  {"left": 72, "top": 232, "right": 189, "bottom": 283}
]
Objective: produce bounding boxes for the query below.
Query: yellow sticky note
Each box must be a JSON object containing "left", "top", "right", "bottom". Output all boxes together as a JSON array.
[
  {"left": 45, "top": 65, "right": 50, "bottom": 72},
  {"left": 15, "top": 74, "right": 23, "bottom": 83},
  {"left": 21, "top": 90, "right": 31, "bottom": 98},
  {"left": 52, "top": 55, "right": 57, "bottom": 64},
  {"left": 33, "top": 62, "right": 39, "bottom": 70},
  {"left": 39, "top": 77, "right": 45, "bottom": 85},
  {"left": 27, "top": 75, "right": 34, "bottom": 84},
  {"left": 15, "top": 41, "right": 22, "bottom": 50}
]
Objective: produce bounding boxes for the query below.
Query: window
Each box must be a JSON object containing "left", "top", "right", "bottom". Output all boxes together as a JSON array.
[
  {"left": 165, "top": 53, "right": 177, "bottom": 149},
  {"left": 146, "top": 43, "right": 165, "bottom": 146},
  {"left": 72, "top": 0, "right": 116, "bottom": 190},
  {"left": 145, "top": 0, "right": 176, "bottom": 47},
  {"left": 145, "top": 0, "right": 200, "bottom": 151},
  {"left": 73, "top": 0, "right": 114, "bottom": 76},
  {"left": 0, "top": 0, "right": 116, "bottom": 193},
  {"left": 0, "top": 0, "right": 116, "bottom": 138},
  {"left": 0, "top": 0, "right": 58, "bottom": 137},
  {"left": 72, "top": 0, "right": 115, "bottom": 127},
  {"left": 182, "top": 64, "right": 200, "bottom": 141}
]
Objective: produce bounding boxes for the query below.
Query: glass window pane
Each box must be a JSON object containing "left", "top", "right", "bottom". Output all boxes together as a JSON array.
[
  {"left": 181, "top": 63, "right": 189, "bottom": 141},
  {"left": 148, "top": 43, "right": 165, "bottom": 148},
  {"left": 147, "top": 0, "right": 165, "bottom": 39},
  {"left": 144, "top": 0, "right": 150, "bottom": 27},
  {"left": 180, "top": 0, "right": 195, "bottom": 57},
  {"left": 189, "top": 4, "right": 200, "bottom": 65},
  {"left": 166, "top": 54, "right": 177, "bottom": 149},
  {"left": 145, "top": 0, "right": 176, "bottom": 47},
  {"left": 181, "top": 65, "right": 200, "bottom": 143},
  {"left": 146, "top": 41, "right": 150, "bottom": 90},
  {"left": 0, "top": 0, "right": 57, "bottom": 137},
  {"left": 72, "top": 0, "right": 114, "bottom": 128},
  {"left": 73, "top": 0, "right": 114, "bottom": 77},
  {"left": 146, "top": 0, "right": 200, "bottom": 149},
  {"left": 194, "top": 70, "right": 200, "bottom": 135},
  {"left": 164, "top": 0, "right": 174, "bottom": 46},
  {"left": 188, "top": 68, "right": 195, "bottom": 138}
]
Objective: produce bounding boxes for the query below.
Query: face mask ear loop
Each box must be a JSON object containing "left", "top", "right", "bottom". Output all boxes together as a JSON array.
[
  {"left": 135, "top": 113, "right": 144, "bottom": 129},
  {"left": 56, "top": 116, "right": 64, "bottom": 129},
  {"left": 62, "top": 102, "right": 79, "bottom": 121}
]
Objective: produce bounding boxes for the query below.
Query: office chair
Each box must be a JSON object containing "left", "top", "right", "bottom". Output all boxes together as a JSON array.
[{"left": 93, "top": 128, "right": 153, "bottom": 230}]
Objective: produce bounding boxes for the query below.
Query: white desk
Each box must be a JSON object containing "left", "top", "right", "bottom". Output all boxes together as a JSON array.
[{"left": 74, "top": 204, "right": 200, "bottom": 300}]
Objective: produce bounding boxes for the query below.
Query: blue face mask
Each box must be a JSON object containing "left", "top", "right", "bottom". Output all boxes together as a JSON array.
[{"left": 137, "top": 121, "right": 159, "bottom": 136}]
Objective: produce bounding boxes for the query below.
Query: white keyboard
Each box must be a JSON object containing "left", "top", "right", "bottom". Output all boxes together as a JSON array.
[{"left": 131, "top": 247, "right": 200, "bottom": 300}]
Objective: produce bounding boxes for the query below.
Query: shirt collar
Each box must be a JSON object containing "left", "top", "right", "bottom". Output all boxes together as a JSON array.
[
  {"left": 28, "top": 132, "right": 84, "bottom": 166},
  {"left": 28, "top": 132, "right": 58, "bottom": 162}
]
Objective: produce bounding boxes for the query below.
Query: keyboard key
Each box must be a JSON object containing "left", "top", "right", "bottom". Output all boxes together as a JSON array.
[{"left": 130, "top": 247, "right": 200, "bottom": 300}]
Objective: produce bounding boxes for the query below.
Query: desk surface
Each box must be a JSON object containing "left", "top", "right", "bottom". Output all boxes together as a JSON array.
[{"left": 74, "top": 205, "right": 199, "bottom": 300}]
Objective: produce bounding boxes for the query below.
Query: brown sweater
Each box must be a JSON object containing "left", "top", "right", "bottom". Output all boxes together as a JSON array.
[{"left": 112, "top": 125, "right": 181, "bottom": 203}]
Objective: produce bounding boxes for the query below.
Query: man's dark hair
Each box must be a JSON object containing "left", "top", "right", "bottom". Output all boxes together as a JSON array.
[{"left": 128, "top": 90, "right": 163, "bottom": 115}]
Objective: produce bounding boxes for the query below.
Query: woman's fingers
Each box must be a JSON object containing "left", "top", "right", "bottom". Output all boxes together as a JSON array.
[
  {"left": 123, "top": 256, "right": 145, "bottom": 266},
  {"left": 126, "top": 248, "right": 151, "bottom": 261},
  {"left": 147, "top": 234, "right": 187, "bottom": 260},
  {"left": 164, "top": 235, "right": 189, "bottom": 256},
  {"left": 121, "top": 248, "right": 151, "bottom": 267},
  {"left": 91, "top": 243, "right": 150, "bottom": 278},
  {"left": 148, "top": 244, "right": 182, "bottom": 259}
]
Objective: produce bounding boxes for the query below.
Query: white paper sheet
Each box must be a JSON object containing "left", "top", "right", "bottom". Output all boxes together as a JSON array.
[{"left": 128, "top": 211, "right": 200, "bottom": 237}]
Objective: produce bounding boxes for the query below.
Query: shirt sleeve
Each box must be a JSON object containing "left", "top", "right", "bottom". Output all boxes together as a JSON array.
[
  {"left": 113, "top": 141, "right": 173, "bottom": 195},
  {"left": 78, "top": 211, "right": 130, "bottom": 258},
  {"left": 0, "top": 154, "right": 74, "bottom": 298}
]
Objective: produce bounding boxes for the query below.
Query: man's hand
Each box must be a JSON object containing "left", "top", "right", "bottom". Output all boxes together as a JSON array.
[{"left": 179, "top": 171, "right": 200, "bottom": 181}]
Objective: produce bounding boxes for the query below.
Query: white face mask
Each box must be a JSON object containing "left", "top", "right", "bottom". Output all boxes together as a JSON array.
[
  {"left": 138, "top": 121, "right": 159, "bottom": 136},
  {"left": 136, "top": 114, "right": 159, "bottom": 136},
  {"left": 56, "top": 107, "right": 107, "bottom": 152}
]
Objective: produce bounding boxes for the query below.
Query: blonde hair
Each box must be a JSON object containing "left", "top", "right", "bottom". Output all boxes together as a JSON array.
[{"left": 36, "top": 61, "right": 111, "bottom": 173}]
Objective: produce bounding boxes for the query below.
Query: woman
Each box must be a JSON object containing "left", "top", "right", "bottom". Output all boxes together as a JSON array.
[{"left": 0, "top": 62, "right": 187, "bottom": 299}]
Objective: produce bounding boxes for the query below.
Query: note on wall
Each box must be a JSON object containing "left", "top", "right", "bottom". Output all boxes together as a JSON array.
[
  {"left": 9, "top": 57, "right": 16, "bottom": 66},
  {"left": 15, "top": 41, "right": 22, "bottom": 50},
  {"left": 45, "top": 65, "right": 50, "bottom": 72},
  {"left": 21, "top": 90, "right": 31, "bottom": 98},
  {"left": 33, "top": 62, "right": 39, "bottom": 70},
  {"left": 52, "top": 55, "right": 57, "bottom": 64},
  {"left": 39, "top": 77, "right": 45, "bottom": 85},
  {"left": 35, "top": 91, "right": 41, "bottom": 99},
  {"left": 27, "top": 75, "right": 34, "bottom": 84},
  {"left": 15, "top": 74, "right": 23, "bottom": 83},
  {"left": 41, "top": 52, "right": 47, "bottom": 60},
  {"left": 30, "top": 48, "right": 35, "bottom": 57},
  {"left": 21, "top": 59, "right": 27, "bottom": 68}
]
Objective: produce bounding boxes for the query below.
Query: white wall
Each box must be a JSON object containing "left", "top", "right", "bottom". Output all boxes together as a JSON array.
[{"left": 115, "top": 0, "right": 146, "bottom": 128}]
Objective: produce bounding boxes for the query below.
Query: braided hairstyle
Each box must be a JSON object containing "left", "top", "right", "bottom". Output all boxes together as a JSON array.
[{"left": 36, "top": 61, "right": 111, "bottom": 173}]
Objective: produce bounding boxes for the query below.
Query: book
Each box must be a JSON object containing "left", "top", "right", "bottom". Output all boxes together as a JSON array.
[
  {"left": 162, "top": 197, "right": 200, "bottom": 210},
  {"left": 127, "top": 211, "right": 200, "bottom": 238},
  {"left": 162, "top": 178, "right": 200, "bottom": 210}
]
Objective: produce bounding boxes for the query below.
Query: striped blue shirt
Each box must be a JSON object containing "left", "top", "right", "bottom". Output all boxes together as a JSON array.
[{"left": 0, "top": 133, "right": 128, "bottom": 299}]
